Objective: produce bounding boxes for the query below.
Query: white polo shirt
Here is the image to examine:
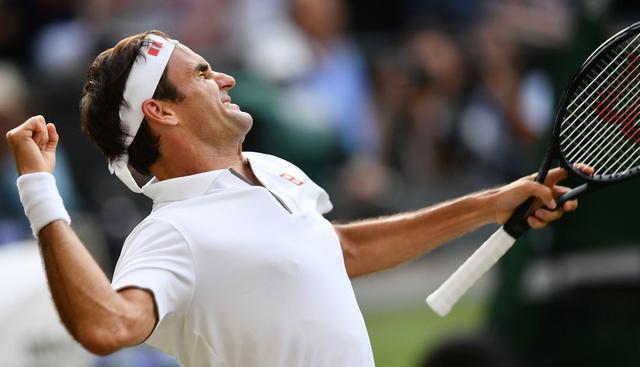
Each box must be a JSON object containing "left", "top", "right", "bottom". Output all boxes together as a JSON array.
[{"left": 111, "top": 152, "right": 374, "bottom": 367}]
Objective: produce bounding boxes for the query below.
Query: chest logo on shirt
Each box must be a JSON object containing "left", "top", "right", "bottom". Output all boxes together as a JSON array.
[{"left": 279, "top": 173, "right": 304, "bottom": 186}]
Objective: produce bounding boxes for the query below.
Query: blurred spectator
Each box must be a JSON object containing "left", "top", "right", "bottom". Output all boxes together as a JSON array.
[
  {"left": 405, "top": 26, "right": 471, "bottom": 181},
  {"left": 240, "top": 0, "right": 379, "bottom": 159},
  {"left": 290, "top": 0, "right": 379, "bottom": 157},
  {"left": 0, "top": 0, "right": 77, "bottom": 69},
  {"left": 458, "top": 22, "right": 554, "bottom": 180},
  {"left": 0, "top": 62, "right": 79, "bottom": 244},
  {"left": 369, "top": 24, "right": 477, "bottom": 208},
  {"left": 485, "top": 0, "right": 574, "bottom": 49}
]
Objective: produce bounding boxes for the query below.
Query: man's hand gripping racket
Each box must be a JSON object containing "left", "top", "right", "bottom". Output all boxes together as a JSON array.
[{"left": 427, "top": 22, "right": 640, "bottom": 316}]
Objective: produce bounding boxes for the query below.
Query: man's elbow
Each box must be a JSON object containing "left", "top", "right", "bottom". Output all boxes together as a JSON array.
[
  {"left": 333, "top": 227, "right": 355, "bottom": 275},
  {"left": 74, "top": 323, "right": 131, "bottom": 356},
  {"left": 341, "top": 239, "right": 366, "bottom": 278}
]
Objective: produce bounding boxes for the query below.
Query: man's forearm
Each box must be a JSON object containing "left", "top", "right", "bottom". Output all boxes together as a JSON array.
[
  {"left": 334, "top": 189, "right": 498, "bottom": 278},
  {"left": 38, "top": 221, "right": 153, "bottom": 354}
]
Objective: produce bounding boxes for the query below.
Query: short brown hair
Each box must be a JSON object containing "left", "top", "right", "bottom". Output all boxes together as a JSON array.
[{"left": 80, "top": 30, "right": 184, "bottom": 176}]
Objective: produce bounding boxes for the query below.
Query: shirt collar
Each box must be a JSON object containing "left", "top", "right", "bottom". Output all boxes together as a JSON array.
[
  {"left": 141, "top": 169, "right": 227, "bottom": 203},
  {"left": 142, "top": 156, "right": 271, "bottom": 204}
]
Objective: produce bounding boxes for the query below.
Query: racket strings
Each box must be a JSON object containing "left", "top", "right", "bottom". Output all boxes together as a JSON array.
[
  {"left": 575, "top": 51, "right": 640, "bottom": 154},
  {"left": 560, "top": 34, "right": 640, "bottom": 177},
  {"left": 562, "top": 49, "right": 635, "bottom": 148},
  {"left": 561, "top": 37, "right": 640, "bottom": 134},
  {"left": 568, "top": 88, "right": 640, "bottom": 176},
  {"left": 562, "top": 52, "right": 636, "bottom": 160},
  {"left": 570, "top": 57, "right": 640, "bottom": 171},
  {"left": 587, "top": 56, "right": 640, "bottom": 173},
  {"left": 561, "top": 46, "right": 639, "bottom": 162},
  {"left": 562, "top": 44, "right": 640, "bottom": 152}
]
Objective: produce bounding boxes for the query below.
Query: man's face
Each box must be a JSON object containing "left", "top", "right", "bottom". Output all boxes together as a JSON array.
[{"left": 163, "top": 44, "right": 253, "bottom": 147}]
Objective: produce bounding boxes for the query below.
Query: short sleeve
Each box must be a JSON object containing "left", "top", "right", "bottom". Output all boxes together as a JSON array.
[
  {"left": 112, "top": 219, "right": 195, "bottom": 326},
  {"left": 304, "top": 177, "right": 333, "bottom": 215}
]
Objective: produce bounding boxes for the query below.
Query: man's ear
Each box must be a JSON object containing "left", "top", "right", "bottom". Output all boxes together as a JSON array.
[{"left": 141, "top": 99, "right": 178, "bottom": 126}]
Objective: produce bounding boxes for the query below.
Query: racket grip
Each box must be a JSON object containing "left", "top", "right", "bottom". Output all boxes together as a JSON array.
[{"left": 426, "top": 226, "right": 516, "bottom": 316}]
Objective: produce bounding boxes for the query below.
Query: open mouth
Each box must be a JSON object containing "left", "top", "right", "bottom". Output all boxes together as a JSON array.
[{"left": 221, "top": 96, "right": 241, "bottom": 111}]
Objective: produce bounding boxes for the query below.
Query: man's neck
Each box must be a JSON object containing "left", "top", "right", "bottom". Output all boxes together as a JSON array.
[
  {"left": 150, "top": 147, "right": 260, "bottom": 185},
  {"left": 226, "top": 155, "right": 261, "bottom": 186}
]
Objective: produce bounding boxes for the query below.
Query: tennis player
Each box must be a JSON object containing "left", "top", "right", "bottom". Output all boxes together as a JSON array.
[{"left": 5, "top": 31, "right": 579, "bottom": 366}]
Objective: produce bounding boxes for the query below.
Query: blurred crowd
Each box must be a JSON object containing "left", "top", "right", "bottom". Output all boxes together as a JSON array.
[
  {"left": 2, "top": 0, "right": 640, "bottom": 366},
  {"left": 2, "top": 0, "right": 619, "bottom": 263}
]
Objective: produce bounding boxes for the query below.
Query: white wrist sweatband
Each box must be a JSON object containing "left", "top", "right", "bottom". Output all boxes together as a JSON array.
[{"left": 17, "top": 172, "right": 71, "bottom": 238}]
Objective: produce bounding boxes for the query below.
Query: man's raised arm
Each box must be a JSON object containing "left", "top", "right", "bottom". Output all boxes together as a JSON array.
[{"left": 5, "top": 115, "right": 156, "bottom": 355}]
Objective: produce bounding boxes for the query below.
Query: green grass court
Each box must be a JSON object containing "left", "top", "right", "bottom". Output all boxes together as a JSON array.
[{"left": 364, "top": 301, "right": 486, "bottom": 367}]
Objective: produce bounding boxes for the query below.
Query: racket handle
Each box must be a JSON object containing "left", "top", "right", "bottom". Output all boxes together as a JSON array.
[{"left": 426, "top": 226, "right": 516, "bottom": 316}]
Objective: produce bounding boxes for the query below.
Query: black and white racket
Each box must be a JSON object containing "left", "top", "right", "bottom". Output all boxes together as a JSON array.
[{"left": 427, "top": 22, "right": 640, "bottom": 316}]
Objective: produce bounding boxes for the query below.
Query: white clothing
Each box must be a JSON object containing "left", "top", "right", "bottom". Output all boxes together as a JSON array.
[{"left": 111, "top": 152, "right": 374, "bottom": 367}]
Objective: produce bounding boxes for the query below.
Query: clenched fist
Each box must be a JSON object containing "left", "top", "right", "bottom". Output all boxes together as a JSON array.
[{"left": 5, "top": 115, "right": 59, "bottom": 175}]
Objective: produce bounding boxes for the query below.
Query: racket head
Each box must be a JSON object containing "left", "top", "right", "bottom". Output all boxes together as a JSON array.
[{"left": 551, "top": 22, "right": 640, "bottom": 184}]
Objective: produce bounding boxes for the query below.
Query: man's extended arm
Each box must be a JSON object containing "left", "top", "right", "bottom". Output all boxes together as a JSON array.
[
  {"left": 6, "top": 116, "right": 156, "bottom": 355},
  {"left": 334, "top": 169, "right": 578, "bottom": 278}
]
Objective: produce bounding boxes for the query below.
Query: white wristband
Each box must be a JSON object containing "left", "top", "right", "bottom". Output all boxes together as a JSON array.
[{"left": 17, "top": 172, "right": 71, "bottom": 238}]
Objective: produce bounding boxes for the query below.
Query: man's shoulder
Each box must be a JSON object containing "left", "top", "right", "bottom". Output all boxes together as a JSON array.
[{"left": 123, "top": 216, "right": 185, "bottom": 248}]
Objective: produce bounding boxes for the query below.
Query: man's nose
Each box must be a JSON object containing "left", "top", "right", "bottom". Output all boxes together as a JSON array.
[{"left": 215, "top": 72, "right": 236, "bottom": 90}]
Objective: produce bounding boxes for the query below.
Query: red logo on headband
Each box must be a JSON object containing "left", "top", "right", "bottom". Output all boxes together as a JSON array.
[{"left": 148, "top": 40, "right": 163, "bottom": 57}]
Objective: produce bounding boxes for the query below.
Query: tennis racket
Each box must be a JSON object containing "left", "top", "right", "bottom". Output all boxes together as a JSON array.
[{"left": 427, "top": 22, "right": 640, "bottom": 316}]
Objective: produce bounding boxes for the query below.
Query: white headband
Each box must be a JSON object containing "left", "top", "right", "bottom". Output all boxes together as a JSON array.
[{"left": 108, "top": 34, "right": 177, "bottom": 193}]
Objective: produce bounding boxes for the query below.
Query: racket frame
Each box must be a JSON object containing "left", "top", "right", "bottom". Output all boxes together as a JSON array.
[
  {"left": 505, "top": 21, "right": 640, "bottom": 238},
  {"left": 555, "top": 21, "right": 640, "bottom": 184}
]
